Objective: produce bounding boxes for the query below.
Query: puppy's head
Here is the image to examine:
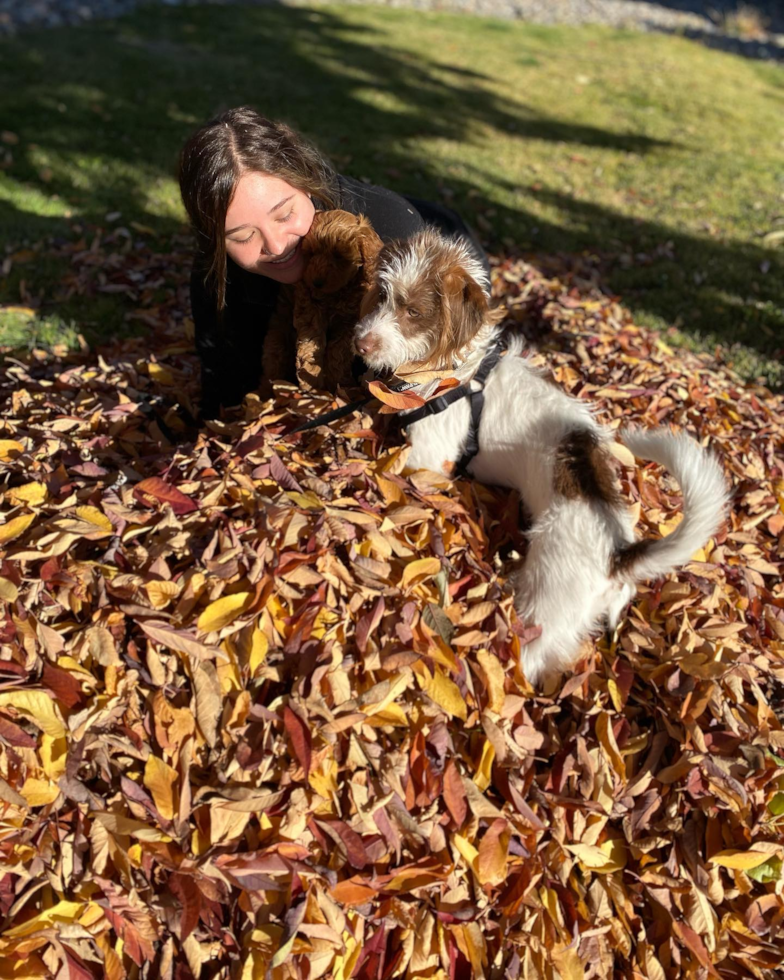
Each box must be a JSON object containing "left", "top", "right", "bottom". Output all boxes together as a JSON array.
[
  {"left": 353, "top": 228, "right": 492, "bottom": 373},
  {"left": 301, "top": 210, "right": 382, "bottom": 296}
]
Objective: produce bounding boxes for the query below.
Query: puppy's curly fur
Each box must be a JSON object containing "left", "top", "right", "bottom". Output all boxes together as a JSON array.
[{"left": 262, "top": 209, "right": 383, "bottom": 392}]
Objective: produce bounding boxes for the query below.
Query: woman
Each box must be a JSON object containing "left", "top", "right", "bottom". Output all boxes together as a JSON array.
[{"left": 179, "top": 106, "right": 490, "bottom": 419}]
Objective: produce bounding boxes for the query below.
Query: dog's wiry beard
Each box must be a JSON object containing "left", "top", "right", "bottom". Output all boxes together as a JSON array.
[{"left": 355, "top": 307, "right": 435, "bottom": 372}]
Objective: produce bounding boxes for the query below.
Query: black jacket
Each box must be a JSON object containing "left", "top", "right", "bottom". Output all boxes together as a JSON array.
[{"left": 191, "top": 175, "right": 488, "bottom": 417}]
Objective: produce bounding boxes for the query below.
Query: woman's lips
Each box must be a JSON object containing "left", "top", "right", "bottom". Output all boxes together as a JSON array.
[{"left": 266, "top": 242, "right": 301, "bottom": 269}]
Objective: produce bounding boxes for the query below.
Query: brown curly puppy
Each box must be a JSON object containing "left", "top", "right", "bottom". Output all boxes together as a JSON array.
[{"left": 262, "top": 209, "right": 383, "bottom": 392}]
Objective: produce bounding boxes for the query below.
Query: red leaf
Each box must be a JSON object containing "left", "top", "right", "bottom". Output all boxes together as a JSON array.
[
  {"left": 64, "top": 948, "right": 98, "bottom": 980},
  {"left": 41, "top": 661, "right": 84, "bottom": 709},
  {"left": 100, "top": 904, "right": 156, "bottom": 967},
  {"left": 283, "top": 705, "right": 312, "bottom": 778},
  {"left": 443, "top": 759, "right": 467, "bottom": 827},
  {"left": 0, "top": 714, "right": 36, "bottom": 748},
  {"left": 169, "top": 873, "right": 202, "bottom": 942},
  {"left": 133, "top": 477, "right": 198, "bottom": 515},
  {"left": 356, "top": 596, "right": 385, "bottom": 654},
  {"left": 317, "top": 819, "right": 368, "bottom": 870}
]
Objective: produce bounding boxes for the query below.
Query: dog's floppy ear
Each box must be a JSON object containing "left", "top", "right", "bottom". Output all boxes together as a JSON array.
[
  {"left": 354, "top": 214, "right": 383, "bottom": 274},
  {"left": 436, "top": 266, "right": 489, "bottom": 361}
]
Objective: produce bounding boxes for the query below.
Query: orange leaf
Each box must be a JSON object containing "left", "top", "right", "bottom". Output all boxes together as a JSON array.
[
  {"left": 367, "top": 380, "right": 426, "bottom": 412},
  {"left": 133, "top": 477, "right": 198, "bottom": 515},
  {"left": 330, "top": 879, "right": 378, "bottom": 905},
  {"left": 476, "top": 818, "right": 510, "bottom": 886}
]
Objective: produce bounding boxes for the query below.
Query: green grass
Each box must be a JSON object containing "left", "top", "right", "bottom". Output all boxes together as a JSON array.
[{"left": 1, "top": 3, "right": 783, "bottom": 383}]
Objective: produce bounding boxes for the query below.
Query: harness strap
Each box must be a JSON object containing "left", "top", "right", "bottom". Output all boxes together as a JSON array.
[{"left": 403, "top": 338, "right": 506, "bottom": 473}]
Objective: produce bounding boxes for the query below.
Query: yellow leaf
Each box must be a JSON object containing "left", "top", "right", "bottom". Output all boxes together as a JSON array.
[
  {"left": 40, "top": 733, "right": 68, "bottom": 780},
  {"left": 608, "top": 441, "right": 636, "bottom": 467},
  {"left": 473, "top": 739, "right": 496, "bottom": 792},
  {"left": 309, "top": 757, "right": 338, "bottom": 799},
  {"left": 476, "top": 650, "right": 505, "bottom": 713},
  {"left": 364, "top": 702, "right": 409, "bottom": 727},
  {"left": 0, "top": 690, "right": 66, "bottom": 737},
  {"left": 552, "top": 946, "right": 585, "bottom": 980},
  {"left": 286, "top": 491, "right": 323, "bottom": 511},
  {"left": 3, "top": 900, "right": 86, "bottom": 938},
  {"left": 607, "top": 678, "right": 622, "bottom": 712},
  {"left": 6, "top": 482, "right": 46, "bottom": 506},
  {"left": 75, "top": 506, "right": 113, "bottom": 535},
  {"left": 249, "top": 628, "right": 268, "bottom": 675},
  {"left": 330, "top": 930, "right": 360, "bottom": 980},
  {"left": 419, "top": 667, "right": 467, "bottom": 721},
  {"left": 20, "top": 777, "right": 60, "bottom": 808},
  {"left": 89, "top": 810, "right": 171, "bottom": 842},
  {"left": 401, "top": 557, "right": 442, "bottom": 590},
  {"left": 0, "top": 440, "right": 24, "bottom": 461},
  {"left": 595, "top": 713, "right": 626, "bottom": 779},
  {"left": 145, "top": 579, "right": 181, "bottom": 609},
  {"left": 197, "top": 592, "right": 253, "bottom": 632},
  {"left": 709, "top": 849, "right": 775, "bottom": 871},
  {"left": 0, "top": 577, "right": 19, "bottom": 602},
  {"left": 476, "top": 818, "right": 509, "bottom": 886},
  {"left": 361, "top": 672, "right": 410, "bottom": 717},
  {"left": 0, "top": 513, "right": 35, "bottom": 545},
  {"left": 453, "top": 832, "right": 479, "bottom": 871},
  {"left": 455, "top": 922, "right": 486, "bottom": 980},
  {"left": 144, "top": 754, "right": 178, "bottom": 821},
  {"left": 567, "top": 838, "right": 627, "bottom": 874},
  {"left": 375, "top": 475, "right": 407, "bottom": 506},
  {"left": 148, "top": 362, "right": 174, "bottom": 385}
]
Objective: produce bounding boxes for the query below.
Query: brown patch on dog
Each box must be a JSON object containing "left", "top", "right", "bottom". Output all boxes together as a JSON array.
[
  {"left": 359, "top": 281, "right": 382, "bottom": 321},
  {"left": 553, "top": 429, "right": 621, "bottom": 505},
  {"left": 611, "top": 539, "right": 653, "bottom": 577}
]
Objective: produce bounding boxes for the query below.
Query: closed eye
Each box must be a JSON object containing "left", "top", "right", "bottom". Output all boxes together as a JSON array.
[{"left": 407, "top": 308, "right": 421, "bottom": 318}]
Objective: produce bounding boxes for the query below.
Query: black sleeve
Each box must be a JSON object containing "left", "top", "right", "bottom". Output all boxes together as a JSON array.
[
  {"left": 335, "top": 176, "right": 425, "bottom": 243},
  {"left": 190, "top": 262, "right": 279, "bottom": 419}
]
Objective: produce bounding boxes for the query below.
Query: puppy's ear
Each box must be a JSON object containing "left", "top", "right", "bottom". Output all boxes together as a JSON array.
[
  {"left": 359, "top": 281, "right": 382, "bottom": 320},
  {"left": 355, "top": 215, "right": 383, "bottom": 273},
  {"left": 439, "top": 267, "right": 488, "bottom": 357}
]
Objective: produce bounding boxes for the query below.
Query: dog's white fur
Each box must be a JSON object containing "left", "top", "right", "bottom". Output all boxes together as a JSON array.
[{"left": 354, "top": 229, "right": 730, "bottom": 686}]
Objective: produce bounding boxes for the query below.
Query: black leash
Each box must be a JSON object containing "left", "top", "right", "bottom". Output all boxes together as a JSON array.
[
  {"left": 284, "top": 377, "right": 420, "bottom": 436},
  {"left": 284, "top": 340, "right": 505, "bottom": 466},
  {"left": 285, "top": 396, "right": 371, "bottom": 435}
]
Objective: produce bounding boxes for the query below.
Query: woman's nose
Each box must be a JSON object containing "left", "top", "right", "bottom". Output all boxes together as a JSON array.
[{"left": 264, "top": 229, "right": 288, "bottom": 258}]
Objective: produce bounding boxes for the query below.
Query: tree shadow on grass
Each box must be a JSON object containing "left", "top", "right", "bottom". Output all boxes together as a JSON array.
[{"left": 0, "top": 2, "right": 780, "bottom": 380}]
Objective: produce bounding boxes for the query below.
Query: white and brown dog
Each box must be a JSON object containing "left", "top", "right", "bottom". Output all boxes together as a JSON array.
[{"left": 354, "top": 229, "right": 730, "bottom": 686}]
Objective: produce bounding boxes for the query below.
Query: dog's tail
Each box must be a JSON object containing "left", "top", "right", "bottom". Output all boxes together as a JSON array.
[{"left": 613, "top": 428, "right": 730, "bottom": 584}]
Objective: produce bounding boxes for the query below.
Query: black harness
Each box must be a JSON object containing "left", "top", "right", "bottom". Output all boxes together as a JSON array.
[
  {"left": 400, "top": 337, "right": 505, "bottom": 473},
  {"left": 286, "top": 338, "right": 505, "bottom": 474}
]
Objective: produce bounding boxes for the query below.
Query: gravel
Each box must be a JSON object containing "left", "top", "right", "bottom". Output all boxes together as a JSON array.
[{"left": 1, "top": 0, "right": 782, "bottom": 58}]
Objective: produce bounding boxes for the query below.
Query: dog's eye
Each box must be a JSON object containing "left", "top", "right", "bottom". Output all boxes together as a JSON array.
[{"left": 407, "top": 308, "right": 421, "bottom": 319}]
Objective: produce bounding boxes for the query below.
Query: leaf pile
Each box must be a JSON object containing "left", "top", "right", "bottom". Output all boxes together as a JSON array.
[{"left": 0, "top": 230, "right": 782, "bottom": 979}]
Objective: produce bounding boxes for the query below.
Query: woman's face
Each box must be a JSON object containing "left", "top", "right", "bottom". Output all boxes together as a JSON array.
[{"left": 224, "top": 172, "right": 315, "bottom": 284}]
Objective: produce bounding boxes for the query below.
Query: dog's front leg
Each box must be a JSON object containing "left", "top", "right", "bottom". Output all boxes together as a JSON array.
[
  {"left": 261, "top": 285, "right": 296, "bottom": 389},
  {"left": 294, "top": 291, "right": 327, "bottom": 391},
  {"left": 323, "top": 327, "right": 356, "bottom": 390}
]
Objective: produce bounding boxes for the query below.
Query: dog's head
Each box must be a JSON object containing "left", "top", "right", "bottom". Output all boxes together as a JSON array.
[
  {"left": 353, "top": 228, "right": 494, "bottom": 373},
  {"left": 301, "top": 210, "right": 383, "bottom": 296}
]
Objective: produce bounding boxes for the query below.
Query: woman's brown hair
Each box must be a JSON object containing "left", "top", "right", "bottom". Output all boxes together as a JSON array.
[{"left": 178, "top": 106, "right": 338, "bottom": 311}]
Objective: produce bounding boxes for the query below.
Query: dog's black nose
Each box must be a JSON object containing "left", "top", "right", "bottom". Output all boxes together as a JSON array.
[{"left": 312, "top": 277, "right": 325, "bottom": 290}]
